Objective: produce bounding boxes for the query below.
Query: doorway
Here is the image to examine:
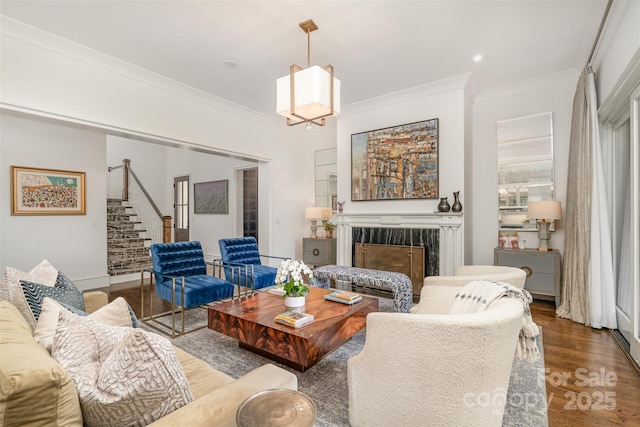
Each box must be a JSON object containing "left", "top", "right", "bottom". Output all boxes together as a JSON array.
[
  {"left": 242, "top": 168, "right": 258, "bottom": 241},
  {"left": 174, "top": 175, "right": 189, "bottom": 242}
]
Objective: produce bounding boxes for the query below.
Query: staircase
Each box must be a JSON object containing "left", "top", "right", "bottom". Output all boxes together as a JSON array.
[{"left": 107, "top": 199, "right": 153, "bottom": 276}]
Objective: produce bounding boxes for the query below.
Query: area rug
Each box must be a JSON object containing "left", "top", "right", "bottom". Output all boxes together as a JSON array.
[{"left": 144, "top": 298, "right": 548, "bottom": 426}]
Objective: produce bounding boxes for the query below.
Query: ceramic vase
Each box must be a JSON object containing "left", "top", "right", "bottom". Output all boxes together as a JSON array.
[
  {"left": 438, "top": 197, "right": 450, "bottom": 212},
  {"left": 452, "top": 191, "right": 462, "bottom": 212},
  {"left": 284, "top": 296, "right": 306, "bottom": 309}
]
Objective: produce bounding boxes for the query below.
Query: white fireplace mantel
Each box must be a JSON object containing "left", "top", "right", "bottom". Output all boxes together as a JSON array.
[{"left": 334, "top": 212, "right": 464, "bottom": 276}]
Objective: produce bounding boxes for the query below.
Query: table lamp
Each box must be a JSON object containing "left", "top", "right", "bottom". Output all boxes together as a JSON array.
[
  {"left": 320, "top": 207, "right": 333, "bottom": 228},
  {"left": 305, "top": 207, "right": 324, "bottom": 238},
  {"left": 527, "top": 201, "right": 562, "bottom": 251}
]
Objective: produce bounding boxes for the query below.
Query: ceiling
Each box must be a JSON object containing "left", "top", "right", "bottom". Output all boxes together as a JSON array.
[{"left": 0, "top": 1, "right": 607, "bottom": 119}]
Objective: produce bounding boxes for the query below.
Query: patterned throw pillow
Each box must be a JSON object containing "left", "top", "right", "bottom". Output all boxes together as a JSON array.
[
  {"left": 35, "top": 297, "right": 137, "bottom": 352},
  {"left": 16, "top": 271, "right": 85, "bottom": 329},
  {"left": 0, "top": 259, "right": 58, "bottom": 301},
  {"left": 52, "top": 310, "right": 194, "bottom": 426}
]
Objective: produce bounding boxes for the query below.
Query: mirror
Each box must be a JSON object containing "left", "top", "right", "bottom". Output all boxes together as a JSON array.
[
  {"left": 315, "top": 148, "right": 337, "bottom": 210},
  {"left": 497, "top": 112, "right": 554, "bottom": 230}
]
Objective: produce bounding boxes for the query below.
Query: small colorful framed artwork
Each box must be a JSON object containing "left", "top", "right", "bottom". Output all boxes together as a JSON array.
[{"left": 11, "top": 166, "right": 86, "bottom": 215}]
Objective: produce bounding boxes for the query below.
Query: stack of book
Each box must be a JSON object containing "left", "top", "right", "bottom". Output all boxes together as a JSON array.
[
  {"left": 324, "top": 291, "right": 363, "bottom": 305},
  {"left": 274, "top": 310, "right": 315, "bottom": 328}
]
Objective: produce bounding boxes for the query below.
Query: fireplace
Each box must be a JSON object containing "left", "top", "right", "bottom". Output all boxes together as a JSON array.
[
  {"left": 334, "top": 213, "right": 463, "bottom": 280},
  {"left": 351, "top": 227, "right": 439, "bottom": 296}
]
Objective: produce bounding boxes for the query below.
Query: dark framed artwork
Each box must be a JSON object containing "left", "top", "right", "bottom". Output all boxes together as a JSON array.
[
  {"left": 194, "top": 180, "right": 228, "bottom": 214},
  {"left": 11, "top": 166, "right": 86, "bottom": 215},
  {"left": 351, "top": 118, "right": 439, "bottom": 201}
]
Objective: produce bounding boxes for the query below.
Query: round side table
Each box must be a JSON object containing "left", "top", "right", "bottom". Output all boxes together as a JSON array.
[{"left": 236, "top": 388, "right": 316, "bottom": 427}]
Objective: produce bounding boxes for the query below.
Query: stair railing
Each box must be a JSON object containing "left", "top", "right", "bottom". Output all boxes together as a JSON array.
[{"left": 108, "top": 159, "right": 171, "bottom": 244}]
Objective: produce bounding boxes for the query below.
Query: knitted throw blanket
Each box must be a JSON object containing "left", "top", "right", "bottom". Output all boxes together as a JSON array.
[{"left": 449, "top": 280, "right": 541, "bottom": 361}]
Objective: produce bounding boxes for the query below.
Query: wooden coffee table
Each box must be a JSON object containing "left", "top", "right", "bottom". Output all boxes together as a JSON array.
[{"left": 207, "top": 287, "right": 378, "bottom": 371}]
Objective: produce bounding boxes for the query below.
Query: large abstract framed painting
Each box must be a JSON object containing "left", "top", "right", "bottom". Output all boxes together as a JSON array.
[
  {"left": 351, "top": 118, "right": 439, "bottom": 201},
  {"left": 11, "top": 166, "right": 86, "bottom": 215},
  {"left": 194, "top": 180, "right": 228, "bottom": 214}
]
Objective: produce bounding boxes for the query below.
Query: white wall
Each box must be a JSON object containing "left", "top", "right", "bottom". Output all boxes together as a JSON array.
[
  {"left": 107, "top": 136, "right": 259, "bottom": 259},
  {"left": 471, "top": 70, "right": 578, "bottom": 264},
  {"left": 1, "top": 17, "right": 332, "bottom": 262},
  {"left": 0, "top": 113, "right": 108, "bottom": 289},
  {"left": 463, "top": 90, "right": 474, "bottom": 263},
  {"left": 163, "top": 147, "right": 255, "bottom": 259},
  {"left": 106, "top": 135, "right": 169, "bottom": 206},
  {"left": 337, "top": 75, "right": 468, "bottom": 216}
]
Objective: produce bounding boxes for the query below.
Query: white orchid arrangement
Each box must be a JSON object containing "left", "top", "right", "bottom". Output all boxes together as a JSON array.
[{"left": 275, "top": 259, "right": 314, "bottom": 297}]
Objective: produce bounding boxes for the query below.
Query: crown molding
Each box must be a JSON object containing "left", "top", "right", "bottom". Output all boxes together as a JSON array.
[
  {"left": 1, "top": 16, "right": 279, "bottom": 128},
  {"left": 341, "top": 73, "right": 471, "bottom": 117},
  {"left": 474, "top": 68, "right": 580, "bottom": 104}
]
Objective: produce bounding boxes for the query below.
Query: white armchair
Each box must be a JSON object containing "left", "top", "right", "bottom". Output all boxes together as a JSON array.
[
  {"left": 423, "top": 265, "right": 526, "bottom": 288},
  {"left": 348, "top": 285, "right": 524, "bottom": 427}
]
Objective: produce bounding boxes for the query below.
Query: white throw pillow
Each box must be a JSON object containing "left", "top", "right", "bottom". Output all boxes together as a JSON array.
[
  {"left": 35, "top": 297, "right": 134, "bottom": 352},
  {"left": 52, "top": 309, "right": 194, "bottom": 427},
  {"left": 0, "top": 259, "right": 58, "bottom": 301}
]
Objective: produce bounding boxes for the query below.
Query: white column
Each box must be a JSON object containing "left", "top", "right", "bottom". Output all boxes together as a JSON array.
[
  {"left": 335, "top": 215, "right": 352, "bottom": 266},
  {"left": 439, "top": 214, "right": 463, "bottom": 275}
]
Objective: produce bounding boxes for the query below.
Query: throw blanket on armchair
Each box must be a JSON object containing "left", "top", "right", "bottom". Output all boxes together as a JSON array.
[{"left": 449, "top": 280, "right": 541, "bottom": 361}]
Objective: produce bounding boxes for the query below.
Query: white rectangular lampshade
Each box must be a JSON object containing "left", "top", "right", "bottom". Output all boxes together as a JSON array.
[
  {"left": 277, "top": 65, "right": 340, "bottom": 123},
  {"left": 305, "top": 207, "right": 324, "bottom": 220},
  {"left": 321, "top": 207, "right": 333, "bottom": 220},
  {"left": 527, "top": 200, "right": 562, "bottom": 220}
]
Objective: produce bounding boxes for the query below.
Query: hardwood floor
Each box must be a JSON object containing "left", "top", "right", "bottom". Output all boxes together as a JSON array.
[
  {"left": 108, "top": 282, "right": 640, "bottom": 426},
  {"left": 531, "top": 301, "right": 640, "bottom": 426}
]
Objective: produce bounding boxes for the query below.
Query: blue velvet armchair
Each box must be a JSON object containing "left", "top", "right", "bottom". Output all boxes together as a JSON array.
[
  {"left": 218, "top": 237, "right": 287, "bottom": 296},
  {"left": 143, "top": 241, "right": 234, "bottom": 336}
]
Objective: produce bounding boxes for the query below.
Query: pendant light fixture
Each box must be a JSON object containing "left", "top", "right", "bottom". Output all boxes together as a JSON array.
[{"left": 276, "top": 19, "right": 341, "bottom": 127}]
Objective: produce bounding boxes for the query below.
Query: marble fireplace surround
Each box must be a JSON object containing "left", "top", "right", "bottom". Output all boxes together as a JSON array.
[{"left": 334, "top": 213, "right": 463, "bottom": 276}]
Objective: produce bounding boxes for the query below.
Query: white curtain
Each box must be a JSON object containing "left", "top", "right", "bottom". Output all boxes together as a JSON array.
[
  {"left": 587, "top": 68, "right": 617, "bottom": 329},
  {"left": 557, "top": 66, "right": 617, "bottom": 329}
]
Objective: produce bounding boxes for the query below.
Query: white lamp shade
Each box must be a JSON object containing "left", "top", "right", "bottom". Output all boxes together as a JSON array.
[
  {"left": 321, "top": 207, "right": 333, "bottom": 220},
  {"left": 528, "top": 200, "right": 562, "bottom": 220},
  {"left": 277, "top": 65, "right": 341, "bottom": 123},
  {"left": 305, "top": 207, "right": 324, "bottom": 219}
]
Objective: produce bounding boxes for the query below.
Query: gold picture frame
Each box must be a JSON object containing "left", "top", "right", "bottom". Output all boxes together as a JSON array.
[{"left": 11, "top": 166, "right": 86, "bottom": 215}]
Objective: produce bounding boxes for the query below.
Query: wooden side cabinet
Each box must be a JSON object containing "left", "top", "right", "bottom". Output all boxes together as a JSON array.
[
  {"left": 303, "top": 238, "right": 337, "bottom": 267},
  {"left": 494, "top": 247, "right": 561, "bottom": 307}
]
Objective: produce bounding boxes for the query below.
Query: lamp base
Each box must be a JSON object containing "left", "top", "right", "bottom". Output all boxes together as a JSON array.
[
  {"left": 309, "top": 220, "right": 318, "bottom": 239},
  {"left": 537, "top": 220, "right": 552, "bottom": 251}
]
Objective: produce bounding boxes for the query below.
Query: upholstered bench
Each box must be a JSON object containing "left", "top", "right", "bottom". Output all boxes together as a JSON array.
[{"left": 312, "top": 265, "right": 413, "bottom": 313}]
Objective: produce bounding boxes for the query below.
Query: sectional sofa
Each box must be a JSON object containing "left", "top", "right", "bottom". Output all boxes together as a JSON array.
[{"left": 0, "top": 291, "right": 297, "bottom": 426}]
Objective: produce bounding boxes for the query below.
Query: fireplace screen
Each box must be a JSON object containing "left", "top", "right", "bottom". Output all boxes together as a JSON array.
[{"left": 354, "top": 243, "right": 425, "bottom": 296}]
